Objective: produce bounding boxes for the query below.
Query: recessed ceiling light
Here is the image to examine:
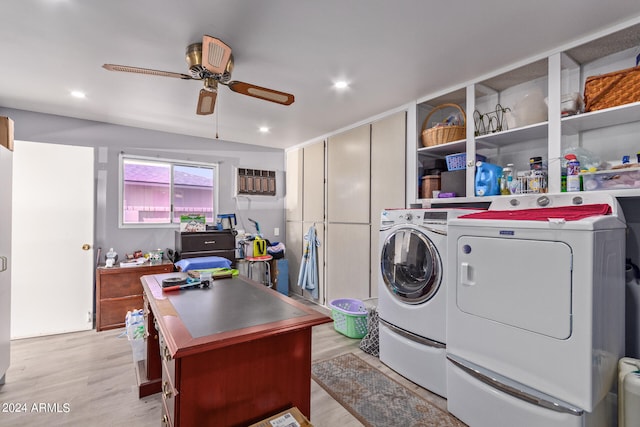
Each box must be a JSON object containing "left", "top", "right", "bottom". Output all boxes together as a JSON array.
[
  {"left": 259, "top": 126, "right": 270, "bottom": 133},
  {"left": 70, "top": 90, "right": 86, "bottom": 99},
  {"left": 333, "top": 80, "right": 349, "bottom": 89}
]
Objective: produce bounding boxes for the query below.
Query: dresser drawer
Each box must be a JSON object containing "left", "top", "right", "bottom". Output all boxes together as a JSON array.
[
  {"left": 176, "top": 230, "right": 235, "bottom": 253},
  {"left": 178, "top": 249, "right": 236, "bottom": 262},
  {"left": 159, "top": 333, "right": 176, "bottom": 383},
  {"left": 98, "top": 296, "right": 143, "bottom": 330},
  {"left": 162, "top": 365, "right": 177, "bottom": 427},
  {"left": 160, "top": 332, "right": 178, "bottom": 427},
  {"left": 161, "top": 394, "right": 174, "bottom": 427},
  {"left": 98, "top": 271, "right": 144, "bottom": 299},
  {"left": 97, "top": 263, "right": 174, "bottom": 299}
]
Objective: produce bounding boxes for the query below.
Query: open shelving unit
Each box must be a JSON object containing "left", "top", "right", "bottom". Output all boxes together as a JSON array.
[{"left": 414, "top": 18, "right": 640, "bottom": 204}]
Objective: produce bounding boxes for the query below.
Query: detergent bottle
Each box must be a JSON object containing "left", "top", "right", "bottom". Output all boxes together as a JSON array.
[
  {"left": 500, "top": 163, "right": 514, "bottom": 195},
  {"left": 475, "top": 161, "right": 502, "bottom": 196},
  {"left": 565, "top": 154, "right": 580, "bottom": 192}
]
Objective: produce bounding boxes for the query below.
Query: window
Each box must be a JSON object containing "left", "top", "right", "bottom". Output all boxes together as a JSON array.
[{"left": 120, "top": 155, "right": 218, "bottom": 227}]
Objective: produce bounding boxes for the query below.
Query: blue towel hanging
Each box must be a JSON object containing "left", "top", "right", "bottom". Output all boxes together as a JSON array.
[{"left": 297, "top": 225, "right": 320, "bottom": 300}]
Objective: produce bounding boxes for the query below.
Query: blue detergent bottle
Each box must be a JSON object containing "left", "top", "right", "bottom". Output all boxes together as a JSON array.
[{"left": 475, "top": 161, "right": 503, "bottom": 196}]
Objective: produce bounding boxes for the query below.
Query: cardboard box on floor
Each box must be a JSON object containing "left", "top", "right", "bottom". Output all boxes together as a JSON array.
[{"left": 248, "top": 407, "right": 313, "bottom": 427}]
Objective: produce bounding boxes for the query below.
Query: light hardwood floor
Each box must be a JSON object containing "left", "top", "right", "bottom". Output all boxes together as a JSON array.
[{"left": 0, "top": 298, "right": 447, "bottom": 426}]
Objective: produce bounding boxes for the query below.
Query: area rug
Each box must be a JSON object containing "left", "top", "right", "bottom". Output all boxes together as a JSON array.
[{"left": 311, "top": 353, "right": 466, "bottom": 427}]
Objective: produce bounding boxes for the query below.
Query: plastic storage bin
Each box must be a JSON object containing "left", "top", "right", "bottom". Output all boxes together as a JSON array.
[
  {"left": 445, "top": 153, "right": 487, "bottom": 171},
  {"left": 582, "top": 168, "right": 640, "bottom": 191},
  {"left": 329, "top": 299, "right": 368, "bottom": 339}
]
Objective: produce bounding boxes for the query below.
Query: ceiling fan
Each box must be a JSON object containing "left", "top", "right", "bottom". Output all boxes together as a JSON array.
[{"left": 103, "top": 35, "right": 295, "bottom": 115}]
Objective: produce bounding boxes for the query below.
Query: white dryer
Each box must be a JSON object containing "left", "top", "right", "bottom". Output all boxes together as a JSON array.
[
  {"left": 378, "top": 208, "right": 479, "bottom": 397},
  {"left": 445, "top": 193, "right": 626, "bottom": 427}
]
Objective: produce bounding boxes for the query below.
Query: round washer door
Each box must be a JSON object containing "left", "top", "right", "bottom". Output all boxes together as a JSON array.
[{"left": 381, "top": 227, "right": 442, "bottom": 304}]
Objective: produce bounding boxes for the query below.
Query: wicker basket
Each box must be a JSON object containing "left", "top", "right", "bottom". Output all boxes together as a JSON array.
[
  {"left": 421, "top": 103, "right": 466, "bottom": 147},
  {"left": 584, "top": 65, "right": 640, "bottom": 112},
  {"left": 421, "top": 175, "right": 441, "bottom": 199}
]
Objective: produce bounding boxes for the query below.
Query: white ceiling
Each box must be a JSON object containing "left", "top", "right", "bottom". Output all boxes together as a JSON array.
[{"left": 2, "top": 1, "right": 640, "bottom": 150}]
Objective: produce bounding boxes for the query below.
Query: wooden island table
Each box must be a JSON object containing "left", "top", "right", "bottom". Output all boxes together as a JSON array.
[{"left": 140, "top": 272, "right": 331, "bottom": 427}]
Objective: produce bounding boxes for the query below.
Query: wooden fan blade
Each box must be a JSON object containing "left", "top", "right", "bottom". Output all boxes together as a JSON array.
[
  {"left": 102, "top": 64, "right": 194, "bottom": 80},
  {"left": 226, "top": 81, "right": 295, "bottom": 105},
  {"left": 197, "top": 89, "right": 217, "bottom": 115},
  {"left": 201, "top": 35, "right": 232, "bottom": 75}
]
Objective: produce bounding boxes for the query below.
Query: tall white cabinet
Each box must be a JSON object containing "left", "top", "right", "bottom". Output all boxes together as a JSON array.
[
  {"left": 285, "top": 148, "right": 303, "bottom": 296},
  {"left": 0, "top": 117, "right": 13, "bottom": 384},
  {"left": 286, "top": 111, "right": 406, "bottom": 305},
  {"left": 370, "top": 112, "right": 407, "bottom": 298},
  {"left": 285, "top": 141, "right": 326, "bottom": 302},
  {"left": 327, "top": 124, "right": 371, "bottom": 302},
  {"left": 302, "top": 141, "right": 326, "bottom": 302}
]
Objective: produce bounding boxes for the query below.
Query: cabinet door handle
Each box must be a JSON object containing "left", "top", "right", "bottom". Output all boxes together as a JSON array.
[
  {"left": 163, "top": 345, "right": 172, "bottom": 361},
  {"left": 162, "top": 381, "right": 173, "bottom": 399},
  {"left": 0, "top": 256, "right": 6, "bottom": 273},
  {"left": 204, "top": 240, "right": 216, "bottom": 245}
]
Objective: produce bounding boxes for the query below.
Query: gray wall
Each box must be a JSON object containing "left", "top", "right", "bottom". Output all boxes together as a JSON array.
[{"left": 1, "top": 107, "right": 286, "bottom": 260}]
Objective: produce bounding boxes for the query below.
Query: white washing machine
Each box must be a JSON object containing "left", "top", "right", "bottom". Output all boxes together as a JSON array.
[
  {"left": 445, "top": 193, "right": 626, "bottom": 427},
  {"left": 378, "top": 208, "right": 479, "bottom": 397}
]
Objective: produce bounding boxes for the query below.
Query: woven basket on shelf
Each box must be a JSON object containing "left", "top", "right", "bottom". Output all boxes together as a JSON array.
[
  {"left": 584, "top": 65, "right": 640, "bottom": 112},
  {"left": 421, "top": 103, "right": 466, "bottom": 147}
]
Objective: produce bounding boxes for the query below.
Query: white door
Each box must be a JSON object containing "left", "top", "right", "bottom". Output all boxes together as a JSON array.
[
  {"left": 0, "top": 145, "right": 12, "bottom": 378},
  {"left": 11, "top": 141, "right": 94, "bottom": 338}
]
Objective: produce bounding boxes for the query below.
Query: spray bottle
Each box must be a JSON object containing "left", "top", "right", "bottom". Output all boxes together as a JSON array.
[{"left": 565, "top": 154, "right": 580, "bottom": 192}]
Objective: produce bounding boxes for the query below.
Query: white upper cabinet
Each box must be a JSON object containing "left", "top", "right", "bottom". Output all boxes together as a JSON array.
[
  {"left": 327, "top": 124, "right": 371, "bottom": 223},
  {"left": 303, "top": 141, "right": 325, "bottom": 222},
  {"left": 285, "top": 148, "right": 303, "bottom": 221}
]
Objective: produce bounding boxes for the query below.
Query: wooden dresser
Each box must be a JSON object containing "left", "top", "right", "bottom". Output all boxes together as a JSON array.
[
  {"left": 141, "top": 272, "right": 331, "bottom": 426},
  {"left": 95, "top": 261, "right": 173, "bottom": 332}
]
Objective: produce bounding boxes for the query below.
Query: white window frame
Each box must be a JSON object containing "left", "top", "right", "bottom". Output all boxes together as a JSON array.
[{"left": 118, "top": 153, "right": 220, "bottom": 229}]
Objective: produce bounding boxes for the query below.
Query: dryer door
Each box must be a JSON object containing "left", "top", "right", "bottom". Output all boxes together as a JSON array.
[
  {"left": 381, "top": 227, "right": 442, "bottom": 304},
  {"left": 456, "top": 236, "right": 572, "bottom": 339}
]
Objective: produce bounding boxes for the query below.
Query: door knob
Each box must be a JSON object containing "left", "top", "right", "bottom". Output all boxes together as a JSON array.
[{"left": 82, "top": 244, "right": 91, "bottom": 250}]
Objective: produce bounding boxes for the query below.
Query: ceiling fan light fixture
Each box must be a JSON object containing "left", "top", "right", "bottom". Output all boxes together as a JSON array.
[
  {"left": 202, "top": 35, "right": 232, "bottom": 75},
  {"left": 197, "top": 89, "right": 217, "bottom": 115},
  {"left": 203, "top": 77, "right": 218, "bottom": 92}
]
